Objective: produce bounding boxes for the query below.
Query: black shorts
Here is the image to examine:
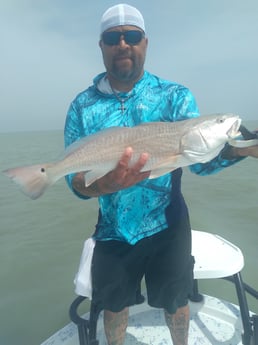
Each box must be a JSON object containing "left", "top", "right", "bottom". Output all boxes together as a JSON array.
[{"left": 91, "top": 217, "right": 194, "bottom": 314}]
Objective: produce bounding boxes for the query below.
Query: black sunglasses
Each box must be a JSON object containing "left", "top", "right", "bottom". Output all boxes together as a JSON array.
[{"left": 102, "top": 30, "right": 145, "bottom": 46}]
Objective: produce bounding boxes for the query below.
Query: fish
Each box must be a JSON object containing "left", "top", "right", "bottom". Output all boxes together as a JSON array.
[{"left": 2, "top": 113, "right": 241, "bottom": 200}]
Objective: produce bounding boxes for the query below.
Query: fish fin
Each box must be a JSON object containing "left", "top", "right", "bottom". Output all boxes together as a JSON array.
[
  {"left": 149, "top": 167, "right": 177, "bottom": 179},
  {"left": 149, "top": 155, "right": 190, "bottom": 178},
  {"left": 84, "top": 170, "right": 108, "bottom": 187},
  {"left": 2, "top": 163, "right": 54, "bottom": 200},
  {"left": 84, "top": 161, "right": 117, "bottom": 187},
  {"left": 84, "top": 171, "right": 105, "bottom": 187}
]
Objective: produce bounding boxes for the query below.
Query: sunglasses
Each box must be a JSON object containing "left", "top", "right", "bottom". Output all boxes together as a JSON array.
[{"left": 102, "top": 30, "right": 145, "bottom": 46}]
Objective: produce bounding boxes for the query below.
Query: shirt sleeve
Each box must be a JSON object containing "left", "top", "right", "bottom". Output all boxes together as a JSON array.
[
  {"left": 64, "top": 101, "right": 90, "bottom": 200},
  {"left": 189, "top": 145, "right": 245, "bottom": 175}
]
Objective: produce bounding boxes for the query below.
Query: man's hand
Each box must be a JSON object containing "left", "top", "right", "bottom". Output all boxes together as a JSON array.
[
  {"left": 103, "top": 147, "right": 150, "bottom": 191},
  {"left": 72, "top": 147, "right": 150, "bottom": 197},
  {"left": 234, "top": 127, "right": 258, "bottom": 158},
  {"left": 235, "top": 145, "right": 258, "bottom": 158}
]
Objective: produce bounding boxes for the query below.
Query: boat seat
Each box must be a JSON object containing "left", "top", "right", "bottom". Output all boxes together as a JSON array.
[
  {"left": 190, "top": 231, "right": 253, "bottom": 345},
  {"left": 192, "top": 230, "right": 244, "bottom": 279},
  {"left": 69, "top": 230, "right": 254, "bottom": 345}
]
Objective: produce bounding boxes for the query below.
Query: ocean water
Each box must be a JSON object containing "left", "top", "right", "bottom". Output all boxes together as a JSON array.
[{"left": 0, "top": 123, "right": 257, "bottom": 345}]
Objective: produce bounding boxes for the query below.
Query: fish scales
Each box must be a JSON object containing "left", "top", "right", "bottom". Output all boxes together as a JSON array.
[
  {"left": 58, "top": 123, "right": 180, "bottom": 177},
  {"left": 59, "top": 124, "right": 175, "bottom": 175},
  {"left": 2, "top": 113, "right": 242, "bottom": 199}
]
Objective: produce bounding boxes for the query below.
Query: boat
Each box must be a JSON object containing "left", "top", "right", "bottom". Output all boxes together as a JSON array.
[{"left": 41, "top": 230, "right": 258, "bottom": 345}]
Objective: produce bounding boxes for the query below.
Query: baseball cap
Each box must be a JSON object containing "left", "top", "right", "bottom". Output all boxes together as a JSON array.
[{"left": 100, "top": 3, "right": 145, "bottom": 34}]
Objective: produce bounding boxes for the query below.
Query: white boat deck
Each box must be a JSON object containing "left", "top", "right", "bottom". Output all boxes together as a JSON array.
[{"left": 41, "top": 294, "right": 244, "bottom": 345}]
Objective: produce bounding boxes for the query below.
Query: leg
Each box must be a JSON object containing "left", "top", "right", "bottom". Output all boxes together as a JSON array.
[
  {"left": 164, "top": 304, "right": 190, "bottom": 345},
  {"left": 104, "top": 307, "right": 129, "bottom": 345},
  {"left": 92, "top": 240, "right": 146, "bottom": 344}
]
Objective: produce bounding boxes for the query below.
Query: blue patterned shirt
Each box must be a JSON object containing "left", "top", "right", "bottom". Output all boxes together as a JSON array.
[{"left": 64, "top": 71, "right": 241, "bottom": 244}]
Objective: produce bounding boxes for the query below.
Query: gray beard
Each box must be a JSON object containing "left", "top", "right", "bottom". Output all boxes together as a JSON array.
[
  {"left": 111, "top": 60, "right": 143, "bottom": 83},
  {"left": 112, "top": 69, "right": 135, "bottom": 82}
]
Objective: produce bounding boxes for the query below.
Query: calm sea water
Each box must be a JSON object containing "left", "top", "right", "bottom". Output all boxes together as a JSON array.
[{"left": 0, "top": 123, "right": 257, "bottom": 345}]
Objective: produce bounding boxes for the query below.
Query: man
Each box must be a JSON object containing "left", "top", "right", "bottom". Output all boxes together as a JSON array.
[{"left": 65, "top": 4, "right": 258, "bottom": 345}]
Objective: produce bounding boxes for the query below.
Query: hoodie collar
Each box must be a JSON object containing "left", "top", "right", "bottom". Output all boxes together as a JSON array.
[{"left": 93, "top": 71, "right": 149, "bottom": 97}]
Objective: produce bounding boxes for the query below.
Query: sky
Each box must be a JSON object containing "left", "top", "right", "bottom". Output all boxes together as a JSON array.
[{"left": 1, "top": 0, "right": 258, "bottom": 132}]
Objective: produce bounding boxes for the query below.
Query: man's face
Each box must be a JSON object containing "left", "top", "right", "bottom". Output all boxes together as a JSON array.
[{"left": 99, "top": 25, "right": 148, "bottom": 84}]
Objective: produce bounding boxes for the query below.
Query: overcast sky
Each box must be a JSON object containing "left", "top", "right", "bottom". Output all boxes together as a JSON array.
[{"left": 1, "top": 0, "right": 257, "bottom": 132}]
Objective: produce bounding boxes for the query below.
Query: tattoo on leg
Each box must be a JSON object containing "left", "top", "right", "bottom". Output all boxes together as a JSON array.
[
  {"left": 104, "top": 308, "right": 129, "bottom": 345},
  {"left": 164, "top": 305, "right": 190, "bottom": 345}
]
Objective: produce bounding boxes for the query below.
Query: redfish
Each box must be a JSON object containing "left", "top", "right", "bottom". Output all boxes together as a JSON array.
[{"left": 3, "top": 113, "right": 241, "bottom": 199}]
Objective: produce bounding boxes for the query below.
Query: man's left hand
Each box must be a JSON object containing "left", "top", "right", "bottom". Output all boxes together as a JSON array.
[{"left": 236, "top": 145, "right": 258, "bottom": 158}]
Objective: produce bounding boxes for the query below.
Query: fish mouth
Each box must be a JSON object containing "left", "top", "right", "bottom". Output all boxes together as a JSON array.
[{"left": 227, "top": 118, "right": 242, "bottom": 139}]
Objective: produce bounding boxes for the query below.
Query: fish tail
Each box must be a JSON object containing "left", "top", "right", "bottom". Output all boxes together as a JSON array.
[{"left": 2, "top": 163, "right": 55, "bottom": 200}]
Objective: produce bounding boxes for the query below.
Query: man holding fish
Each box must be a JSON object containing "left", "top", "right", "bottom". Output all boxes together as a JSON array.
[{"left": 64, "top": 4, "right": 258, "bottom": 345}]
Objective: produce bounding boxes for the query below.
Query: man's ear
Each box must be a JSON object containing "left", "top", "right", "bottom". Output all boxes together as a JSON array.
[{"left": 145, "top": 37, "right": 148, "bottom": 48}]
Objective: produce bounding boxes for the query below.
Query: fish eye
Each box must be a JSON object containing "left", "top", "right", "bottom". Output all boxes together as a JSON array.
[
  {"left": 217, "top": 118, "right": 225, "bottom": 124},
  {"left": 41, "top": 168, "right": 45, "bottom": 173}
]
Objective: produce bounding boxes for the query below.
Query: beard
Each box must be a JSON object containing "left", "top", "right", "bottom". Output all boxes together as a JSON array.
[{"left": 110, "top": 56, "right": 144, "bottom": 83}]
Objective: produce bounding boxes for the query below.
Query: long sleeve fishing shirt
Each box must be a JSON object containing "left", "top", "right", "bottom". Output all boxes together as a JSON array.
[{"left": 64, "top": 71, "right": 241, "bottom": 244}]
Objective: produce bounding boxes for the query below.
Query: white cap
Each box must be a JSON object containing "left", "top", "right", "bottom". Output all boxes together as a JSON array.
[{"left": 100, "top": 3, "right": 145, "bottom": 35}]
